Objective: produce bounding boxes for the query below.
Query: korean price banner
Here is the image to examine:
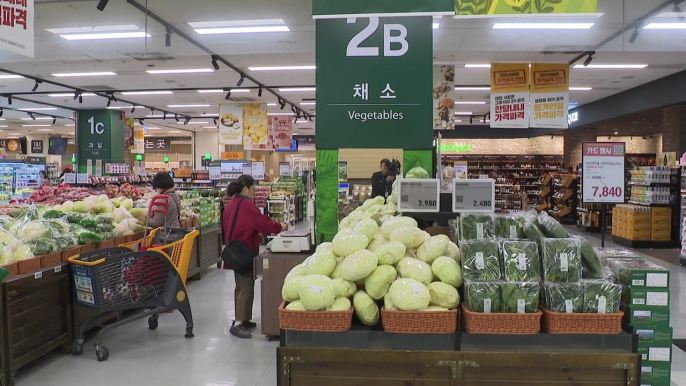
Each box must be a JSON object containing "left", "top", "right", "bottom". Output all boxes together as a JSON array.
[
  {"left": 530, "top": 63, "right": 569, "bottom": 129},
  {"left": 452, "top": 179, "right": 495, "bottom": 213},
  {"left": 490, "top": 63, "right": 530, "bottom": 129},
  {"left": 582, "top": 142, "right": 625, "bottom": 204},
  {"left": 0, "top": 0, "right": 33, "bottom": 57},
  {"left": 218, "top": 104, "right": 243, "bottom": 145},
  {"left": 269, "top": 116, "right": 293, "bottom": 149},
  {"left": 398, "top": 178, "right": 440, "bottom": 213}
]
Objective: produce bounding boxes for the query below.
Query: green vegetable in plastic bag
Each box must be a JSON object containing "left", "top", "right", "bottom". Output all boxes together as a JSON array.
[
  {"left": 460, "top": 239, "right": 501, "bottom": 281},
  {"left": 543, "top": 283, "right": 583, "bottom": 313},
  {"left": 43, "top": 210, "right": 65, "bottom": 219},
  {"left": 465, "top": 281, "right": 501, "bottom": 313},
  {"left": 66, "top": 212, "right": 88, "bottom": 224},
  {"left": 523, "top": 219, "right": 546, "bottom": 246},
  {"left": 495, "top": 214, "right": 525, "bottom": 239},
  {"left": 537, "top": 212, "right": 569, "bottom": 238},
  {"left": 576, "top": 236, "right": 603, "bottom": 278},
  {"left": 500, "top": 240, "right": 540, "bottom": 282},
  {"left": 582, "top": 279, "right": 621, "bottom": 314},
  {"left": 55, "top": 235, "right": 79, "bottom": 250},
  {"left": 29, "top": 238, "right": 56, "bottom": 256},
  {"left": 459, "top": 213, "right": 495, "bottom": 240},
  {"left": 542, "top": 238, "right": 582, "bottom": 282},
  {"left": 501, "top": 282, "right": 540, "bottom": 314},
  {"left": 72, "top": 228, "right": 103, "bottom": 245},
  {"left": 353, "top": 290, "right": 379, "bottom": 325}
]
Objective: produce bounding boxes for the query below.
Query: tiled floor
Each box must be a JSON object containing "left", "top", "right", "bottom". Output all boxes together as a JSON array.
[{"left": 15, "top": 229, "right": 686, "bottom": 385}]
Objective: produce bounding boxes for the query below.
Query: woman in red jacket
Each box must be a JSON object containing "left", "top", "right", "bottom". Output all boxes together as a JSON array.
[{"left": 223, "top": 175, "right": 286, "bottom": 339}]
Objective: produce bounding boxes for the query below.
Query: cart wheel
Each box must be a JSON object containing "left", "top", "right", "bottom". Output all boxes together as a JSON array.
[
  {"left": 96, "top": 346, "right": 109, "bottom": 362},
  {"left": 71, "top": 341, "right": 83, "bottom": 356},
  {"left": 148, "top": 317, "right": 159, "bottom": 330},
  {"left": 185, "top": 327, "right": 194, "bottom": 338}
]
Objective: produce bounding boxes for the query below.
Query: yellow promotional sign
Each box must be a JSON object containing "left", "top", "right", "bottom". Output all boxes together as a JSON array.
[
  {"left": 530, "top": 63, "right": 570, "bottom": 129},
  {"left": 657, "top": 152, "right": 677, "bottom": 167},
  {"left": 7, "top": 140, "right": 19, "bottom": 152},
  {"left": 490, "top": 63, "right": 529, "bottom": 93},
  {"left": 221, "top": 151, "right": 243, "bottom": 160},
  {"left": 531, "top": 63, "right": 569, "bottom": 93},
  {"left": 456, "top": 0, "right": 597, "bottom": 16},
  {"left": 242, "top": 103, "right": 269, "bottom": 150}
]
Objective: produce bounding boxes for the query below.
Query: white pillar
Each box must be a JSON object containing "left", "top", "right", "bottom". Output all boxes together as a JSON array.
[{"left": 194, "top": 131, "right": 220, "bottom": 167}]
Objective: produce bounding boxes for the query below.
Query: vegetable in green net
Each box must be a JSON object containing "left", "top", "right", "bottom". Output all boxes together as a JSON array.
[
  {"left": 543, "top": 283, "right": 583, "bottom": 313},
  {"left": 465, "top": 281, "right": 501, "bottom": 313},
  {"left": 542, "top": 238, "right": 582, "bottom": 282},
  {"left": 500, "top": 240, "right": 540, "bottom": 282},
  {"left": 459, "top": 213, "right": 495, "bottom": 240},
  {"left": 460, "top": 239, "right": 501, "bottom": 281},
  {"left": 501, "top": 282, "right": 540, "bottom": 314},
  {"left": 582, "top": 279, "right": 621, "bottom": 314}
]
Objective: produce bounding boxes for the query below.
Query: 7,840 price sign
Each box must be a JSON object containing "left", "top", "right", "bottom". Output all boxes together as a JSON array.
[
  {"left": 582, "top": 142, "right": 626, "bottom": 204},
  {"left": 398, "top": 179, "right": 440, "bottom": 213}
]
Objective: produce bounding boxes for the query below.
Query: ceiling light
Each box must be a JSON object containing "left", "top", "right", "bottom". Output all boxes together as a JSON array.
[
  {"left": 46, "top": 25, "right": 139, "bottom": 34},
  {"left": 454, "top": 112, "right": 472, "bottom": 115},
  {"left": 59, "top": 32, "right": 150, "bottom": 40},
  {"left": 21, "top": 117, "right": 53, "bottom": 120},
  {"left": 106, "top": 105, "right": 135, "bottom": 109},
  {"left": 96, "top": 0, "right": 109, "bottom": 11},
  {"left": 279, "top": 87, "right": 316, "bottom": 92},
  {"left": 455, "top": 87, "right": 490, "bottom": 91},
  {"left": 52, "top": 72, "right": 117, "bottom": 77},
  {"left": 177, "top": 121, "right": 209, "bottom": 125},
  {"left": 0, "top": 74, "right": 23, "bottom": 79},
  {"left": 432, "top": 23, "right": 440, "bottom": 29},
  {"left": 464, "top": 64, "right": 491, "bottom": 68},
  {"left": 0, "top": 126, "right": 7, "bottom": 128},
  {"left": 145, "top": 115, "right": 166, "bottom": 118},
  {"left": 146, "top": 68, "right": 214, "bottom": 74},
  {"left": 64, "top": 124, "right": 74, "bottom": 127},
  {"left": 258, "top": 88, "right": 263, "bottom": 97},
  {"left": 249, "top": 65, "right": 316, "bottom": 71},
  {"left": 573, "top": 64, "right": 647, "bottom": 69},
  {"left": 643, "top": 22, "right": 686, "bottom": 29},
  {"left": 18, "top": 107, "right": 58, "bottom": 111},
  {"left": 22, "top": 124, "right": 51, "bottom": 127},
  {"left": 147, "top": 127, "right": 161, "bottom": 130},
  {"left": 236, "top": 75, "right": 245, "bottom": 87},
  {"left": 268, "top": 113, "right": 295, "bottom": 116},
  {"left": 295, "top": 119, "right": 308, "bottom": 124},
  {"left": 267, "top": 103, "right": 277, "bottom": 106},
  {"left": 582, "top": 53, "right": 594, "bottom": 66},
  {"left": 121, "top": 91, "right": 173, "bottom": 95},
  {"left": 300, "top": 102, "right": 316, "bottom": 106},
  {"left": 48, "top": 93, "right": 96, "bottom": 97},
  {"left": 167, "top": 104, "right": 211, "bottom": 108},
  {"left": 202, "top": 126, "right": 217, "bottom": 129},
  {"left": 211, "top": 56, "right": 220, "bottom": 70},
  {"left": 492, "top": 23, "right": 594, "bottom": 30},
  {"left": 454, "top": 101, "right": 486, "bottom": 105},
  {"left": 194, "top": 25, "right": 290, "bottom": 35},
  {"left": 202, "top": 113, "right": 219, "bottom": 117},
  {"left": 168, "top": 130, "right": 183, "bottom": 133},
  {"left": 569, "top": 87, "right": 593, "bottom": 91},
  {"left": 37, "top": 128, "right": 54, "bottom": 132},
  {"left": 198, "top": 89, "right": 250, "bottom": 93}
]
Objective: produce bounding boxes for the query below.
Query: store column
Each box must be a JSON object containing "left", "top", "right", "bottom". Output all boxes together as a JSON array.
[
  {"left": 661, "top": 104, "right": 686, "bottom": 156},
  {"left": 76, "top": 110, "right": 125, "bottom": 175}
]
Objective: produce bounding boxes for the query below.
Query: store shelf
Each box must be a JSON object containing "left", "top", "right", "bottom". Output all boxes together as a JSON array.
[
  {"left": 627, "top": 201, "right": 672, "bottom": 207},
  {"left": 612, "top": 235, "right": 680, "bottom": 249}
]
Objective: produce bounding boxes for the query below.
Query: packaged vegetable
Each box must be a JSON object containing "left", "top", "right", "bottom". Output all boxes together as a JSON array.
[
  {"left": 459, "top": 213, "right": 495, "bottom": 240},
  {"left": 446, "top": 241, "right": 461, "bottom": 262},
  {"left": 331, "top": 278, "right": 356, "bottom": 298},
  {"left": 389, "top": 226, "right": 426, "bottom": 249},
  {"left": 305, "top": 250, "right": 337, "bottom": 276},
  {"left": 405, "top": 167, "right": 429, "bottom": 179},
  {"left": 501, "top": 282, "right": 540, "bottom": 314},
  {"left": 543, "top": 283, "right": 583, "bottom": 313},
  {"left": 340, "top": 249, "right": 378, "bottom": 282},
  {"left": 297, "top": 275, "right": 336, "bottom": 311},
  {"left": 576, "top": 236, "right": 603, "bottom": 278},
  {"left": 353, "top": 218, "right": 379, "bottom": 243},
  {"left": 367, "top": 234, "right": 388, "bottom": 252},
  {"left": 495, "top": 214, "right": 525, "bottom": 239},
  {"left": 582, "top": 279, "right": 621, "bottom": 314},
  {"left": 465, "top": 281, "right": 501, "bottom": 313},
  {"left": 500, "top": 240, "right": 540, "bottom": 282},
  {"left": 364, "top": 265, "right": 397, "bottom": 300},
  {"left": 332, "top": 229, "right": 370, "bottom": 257},
  {"left": 522, "top": 217, "right": 546, "bottom": 246},
  {"left": 460, "top": 239, "right": 501, "bottom": 281},
  {"left": 374, "top": 241, "right": 406, "bottom": 265},
  {"left": 542, "top": 238, "right": 582, "bottom": 282},
  {"left": 380, "top": 216, "right": 418, "bottom": 238},
  {"left": 285, "top": 300, "right": 307, "bottom": 311},
  {"left": 327, "top": 297, "right": 352, "bottom": 311},
  {"left": 537, "top": 211, "right": 569, "bottom": 238},
  {"left": 29, "top": 238, "right": 57, "bottom": 256}
]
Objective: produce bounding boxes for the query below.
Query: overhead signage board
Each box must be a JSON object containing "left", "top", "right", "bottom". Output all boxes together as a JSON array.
[
  {"left": 76, "top": 109, "right": 125, "bottom": 174},
  {"left": 218, "top": 104, "right": 243, "bottom": 145},
  {"left": 0, "top": 0, "right": 34, "bottom": 57},
  {"left": 312, "top": 0, "right": 454, "bottom": 19},
  {"left": 452, "top": 179, "right": 495, "bottom": 213},
  {"left": 316, "top": 16, "right": 433, "bottom": 149},
  {"left": 455, "top": 0, "right": 597, "bottom": 16},
  {"left": 490, "top": 63, "right": 530, "bottom": 129},
  {"left": 398, "top": 178, "right": 440, "bottom": 213},
  {"left": 530, "top": 63, "right": 570, "bottom": 129},
  {"left": 582, "top": 142, "right": 625, "bottom": 204},
  {"left": 144, "top": 137, "right": 171, "bottom": 152},
  {"left": 30, "top": 139, "right": 43, "bottom": 154}
]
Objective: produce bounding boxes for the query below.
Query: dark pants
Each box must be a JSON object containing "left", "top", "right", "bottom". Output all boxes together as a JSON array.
[{"left": 234, "top": 270, "right": 255, "bottom": 322}]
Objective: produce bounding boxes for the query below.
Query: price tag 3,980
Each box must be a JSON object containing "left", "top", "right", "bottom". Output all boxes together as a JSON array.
[{"left": 397, "top": 178, "right": 440, "bottom": 213}]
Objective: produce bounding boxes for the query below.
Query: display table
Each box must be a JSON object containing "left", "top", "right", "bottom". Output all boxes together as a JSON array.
[
  {"left": 187, "top": 225, "right": 222, "bottom": 281},
  {"left": 254, "top": 251, "right": 310, "bottom": 340}
]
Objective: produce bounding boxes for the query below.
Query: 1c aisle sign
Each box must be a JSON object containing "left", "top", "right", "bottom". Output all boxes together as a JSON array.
[{"left": 582, "top": 142, "right": 625, "bottom": 204}]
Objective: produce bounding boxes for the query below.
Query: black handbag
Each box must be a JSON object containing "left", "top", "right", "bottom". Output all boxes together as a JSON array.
[{"left": 221, "top": 198, "right": 258, "bottom": 275}]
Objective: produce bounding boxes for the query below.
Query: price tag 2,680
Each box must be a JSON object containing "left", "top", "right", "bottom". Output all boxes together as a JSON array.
[{"left": 397, "top": 178, "right": 440, "bottom": 213}]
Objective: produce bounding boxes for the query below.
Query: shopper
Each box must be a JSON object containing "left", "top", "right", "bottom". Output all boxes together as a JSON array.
[
  {"left": 39, "top": 170, "right": 49, "bottom": 185},
  {"left": 223, "top": 175, "right": 286, "bottom": 339},
  {"left": 371, "top": 159, "right": 395, "bottom": 198},
  {"left": 147, "top": 172, "right": 181, "bottom": 228}
]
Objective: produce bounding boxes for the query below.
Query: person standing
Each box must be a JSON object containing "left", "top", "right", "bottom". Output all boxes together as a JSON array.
[
  {"left": 371, "top": 159, "right": 395, "bottom": 199},
  {"left": 147, "top": 172, "right": 181, "bottom": 229},
  {"left": 223, "top": 175, "right": 286, "bottom": 339}
]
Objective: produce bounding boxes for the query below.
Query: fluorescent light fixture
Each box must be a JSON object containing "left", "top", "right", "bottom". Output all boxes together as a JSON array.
[
  {"left": 121, "top": 91, "right": 173, "bottom": 95},
  {"left": 147, "top": 127, "right": 161, "bottom": 130},
  {"left": 267, "top": 103, "right": 277, "bottom": 106},
  {"left": 147, "top": 68, "right": 214, "bottom": 74},
  {"left": 656, "top": 12, "right": 686, "bottom": 18},
  {"left": 18, "top": 107, "right": 58, "bottom": 111},
  {"left": 295, "top": 120, "right": 308, "bottom": 124},
  {"left": 268, "top": 113, "right": 295, "bottom": 116},
  {"left": 167, "top": 104, "right": 212, "bottom": 108},
  {"left": 21, "top": 117, "right": 53, "bottom": 120},
  {"left": 573, "top": 64, "right": 647, "bottom": 69},
  {"left": 433, "top": 23, "right": 440, "bottom": 29},
  {"left": 0, "top": 119, "right": 4, "bottom": 121},
  {"left": 198, "top": 89, "right": 250, "bottom": 93},
  {"left": 64, "top": 124, "right": 75, "bottom": 127},
  {"left": 300, "top": 102, "right": 316, "bottom": 106},
  {"left": 454, "top": 101, "right": 487, "bottom": 105},
  {"left": 464, "top": 64, "right": 491, "bottom": 68},
  {"left": 52, "top": 72, "right": 117, "bottom": 77},
  {"left": 202, "top": 113, "right": 219, "bottom": 117},
  {"left": 37, "top": 129, "right": 54, "bottom": 132},
  {"left": 46, "top": 25, "right": 139, "bottom": 34},
  {"left": 196, "top": 26, "right": 289, "bottom": 34},
  {"left": 168, "top": 130, "right": 183, "bottom": 133},
  {"left": 0, "top": 74, "right": 23, "bottom": 79},
  {"left": 59, "top": 32, "right": 150, "bottom": 40},
  {"left": 455, "top": 87, "right": 490, "bottom": 91},
  {"left": 249, "top": 65, "right": 315, "bottom": 71},
  {"left": 0, "top": 126, "right": 7, "bottom": 128},
  {"left": 188, "top": 19, "right": 286, "bottom": 28},
  {"left": 569, "top": 87, "right": 593, "bottom": 91},
  {"left": 190, "top": 19, "right": 290, "bottom": 34},
  {"left": 202, "top": 126, "right": 217, "bottom": 129},
  {"left": 176, "top": 121, "right": 209, "bottom": 125},
  {"left": 279, "top": 87, "right": 316, "bottom": 92},
  {"left": 454, "top": 112, "right": 472, "bottom": 115},
  {"left": 106, "top": 105, "right": 135, "bottom": 109},
  {"left": 48, "top": 93, "right": 96, "bottom": 97},
  {"left": 493, "top": 23, "right": 594, "bottom": 30},
  {"left": 145, "top": 115, "right": 166, "bottom": 118},
  {"left": 22, "top": 124, "right": 52, "bottom": 127},
  {"left": 643, "top": 23, "right": 686, "bottom": 29}
]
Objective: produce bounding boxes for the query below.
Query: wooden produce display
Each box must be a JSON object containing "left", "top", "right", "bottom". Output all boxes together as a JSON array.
[{"left": 197, "top": 224, "right": 222, "bottom": 274}]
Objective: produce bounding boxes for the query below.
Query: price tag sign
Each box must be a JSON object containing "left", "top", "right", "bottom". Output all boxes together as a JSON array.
[
  {"left": 452, "top": 179, "right": 496, "bottom": 213},
  {"left": 582, "top": 142, "right": 625, "bottom": 204},
  {"left": 208, "top": 167, "right": 222, "bottom": 180},
  {"left": 398, "top": 178, "right": 440, "bottom": 213},
  {"left": 279, "top": 162, "right": 291, "bottom": 177},
  {"left": 64, "top": 173, "right": 76, "bottom": 184},
  {"left": 77, "top": 173, "right": 88, "bottom": 184},
  {"left": 251, "top": 161, "right": 265, "bottom": 180}
]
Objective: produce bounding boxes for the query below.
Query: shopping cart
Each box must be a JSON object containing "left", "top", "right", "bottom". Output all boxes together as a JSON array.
[{"left": 69, "top": 225, "right": 199, "bottom": 362}]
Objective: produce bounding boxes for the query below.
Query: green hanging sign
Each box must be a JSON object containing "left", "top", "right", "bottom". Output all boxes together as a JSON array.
[
  {"left": 76, "top": 109, "right": 125, "bottom": 174},
  {"left": 312, "top": 0, "right": 453, "bottom": 18}
]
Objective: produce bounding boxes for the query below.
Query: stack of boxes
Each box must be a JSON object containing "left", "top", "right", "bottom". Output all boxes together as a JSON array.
[
  {"left": 612, "top": 205, "right": 672, "bottom": 242},
  {"left": 609, "top": 259, "right": 672, "bottom": 386},
  {"left": 650, "top": 207, "right": 672, "bottom": 241},
  {"left": 199, "top": 197, "right": 221, "bottom": 227}
]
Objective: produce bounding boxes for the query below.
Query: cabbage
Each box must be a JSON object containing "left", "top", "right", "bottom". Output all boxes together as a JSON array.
[
  {"left": 384, "top": 293, "right": 396, "bottom": 310},
  {"left": 426, "top": 306, "right": 449, "bottom": 311},
  {"left": 390, "top": 188, "right": 398, "bottom": 205},
  {"left": 339, "top": 216, "right": 355, "bottom": 230},
  {"left": 121, "top": 198, "right": 134, "bottom": 211},
  {"left": 353, "top": 290, "right": 379, "bottom": 326},
  {"left": 361, "top": 196, "right": 385, "bottom": 211},
  {"left": 428, "top": 282, "right": 460, "bottom": 309},
  {"left": 353, "top": 218, "right": 379, "bottom": 243},
  {"left": 0, "top": 231, "right": 20, "bottom": 250},
  {"left": 388, "top": 278, "right": 430, "bottom": 311},
  {"left": 0, "top": 243, "right": 14, "bottom": 265},
  {"left": 364, "top": 265, "right": 397, "bottom": 300},
  {"left": 305, "top": 250, "right": 337, "bottom": 276},
  {"left": 406, "top": 167, "right": 429, "bottom": 179},
  {"left": 367, "top": 233, "right": 388, "bottom": 252},
  {"left": 332, "top": 229, "right": 369, "bottom": 257},
  {"left": 396, "top": 257, "right": 433, "bottom": 285},
  {"left": 316, "top": 242, "right": 334, "bottom": 254},
  {"left": 330, "top": 257, "right": 344, "bottom": 279},
  {"left": 347, "top": 211, "right": 365, "bottom": 223},
  {"left": 380, "top": 203, "right": 397, "bottom": 215},
  {"left": 331, "top": 278, "right": 356, "bottom": 298},
  {"left": 432, "top": 256, "right": 463, "bottom": 288},
  {"left": 340, "top": 250, "right": 378, "bottom": 282},
  {"left": 403, "top": 250, "right": 416, "bottom": 259},
  {"left": 390, "top": 227, "right": 426, "bottom": 249},
  {"left": 61, "top": 201, "right": 74, "bottom": 212},
  {"left": 285, "top": 301, "right": 307, "bottom": 311},
  {"left": 374, "top": 241, "right": 406, "bottom": 266},
  {"left": 446, "top": 241, "right": 461, "bottom": 262},
  {"left": 18, "top": 221, "right": 54, "bottom": 242},
  {"left": 15, "top": 244, "right": 34, "bottom": 261},
  {"left": 282, "top": 276, "right": 305, "bottom": 302},
  {"left": 417, "top": 235, "right": 449, "bottom": 264},
  {"left": 378, "top": 215, "right": 394, "bottom": 225},
  {"left": 380, "top": 216, "right": 418, "bottom": 238},
  {"left": 297, "top": 275, "right": 336, "bottom": 311},
  {"left": 327, "top": 297, "right": 352, "bottom": 311}
]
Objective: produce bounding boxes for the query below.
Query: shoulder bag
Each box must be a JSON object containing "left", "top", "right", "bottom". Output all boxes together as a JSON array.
[{"left": 221, "top": 199, "right": 258, "bottom": 275}]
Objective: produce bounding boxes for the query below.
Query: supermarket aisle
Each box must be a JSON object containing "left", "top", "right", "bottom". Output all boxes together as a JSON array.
[{"left": 16, "top": 267, "right": 279, "bottom": 386}]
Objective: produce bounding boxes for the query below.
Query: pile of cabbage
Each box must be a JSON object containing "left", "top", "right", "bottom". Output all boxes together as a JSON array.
[{"left": 282, "top": 198, "right": 462, "bottom": 327}]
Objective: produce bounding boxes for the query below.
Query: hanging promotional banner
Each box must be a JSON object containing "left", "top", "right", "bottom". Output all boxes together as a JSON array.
[
  {"left": 0, "top": 0, "right": 34, "bottom": 57},
  {"left": 313, "top": 0, "right": 454, "bottom": 19},
  {"left": 433, "top": 65, "right": 455, "bottom": 130},
  {"left": 131, "top": 125, "right": 145, "bottom": 154},
  {"left": 530, "top": 63, "right": 569, "bottom": 129},
  {"left": 269, "top": 116, "right": 293, "bottom": 149},
  {"left": 582, "top": 142, "right": 625, "bottom": 204},
  {"left": 219, "top": 104, "right": 243, "bottom": 145},
  {"left": 242, "top": 103, "right": 269, "bottom": 150},
  {"left": 490, "top": 63, "right": 530, "bottom": 129},
  {"left": 455, "top": 0, "right": 597, "bottom": 16}
]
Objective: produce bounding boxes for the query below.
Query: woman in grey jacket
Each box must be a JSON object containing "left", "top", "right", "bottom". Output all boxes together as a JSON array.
[{"left": 147, "top": 172, "right": 181, "bottom": 228}]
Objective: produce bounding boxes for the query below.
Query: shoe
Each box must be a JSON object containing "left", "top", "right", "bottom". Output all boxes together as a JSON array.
[
  {"left": 230, "top": 323, "right": 252, "bottom": 339},
  {"left": 242, "top": 320, "right": 257, "bottom": 329}
]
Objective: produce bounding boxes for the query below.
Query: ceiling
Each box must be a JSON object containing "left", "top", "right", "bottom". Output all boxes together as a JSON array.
[{"left": 0, "top": 0, "right": 685, "bottom": 139}]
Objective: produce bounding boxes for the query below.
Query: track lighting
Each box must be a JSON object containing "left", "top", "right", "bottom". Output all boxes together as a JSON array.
[
  {"left": 184, "top": 118, "right": 191, "bottom": 125},
  {"left": 32, "top": 80, "right": 42, "bottom": 92},
  {"left": 583, "top": 53, "right": 593, "bottom": 67},
  {"left": 131, "top": 106, "right": 136, "bottom": 113},
  {"left": 30, "top": 113, "right": 35, "bottom": 120},
  {"left": 79, "top": 95, "right": 83, "bottom": 103},
  {"left": 0, "top": 109, "right": 3, "bottom": 117},
  {"left": 308, "top": 116, "right": 313, "bottom": 122},
  {"left": 225, "top": 90, "right": 232, "bottom": 100},
  {"left": 111, "top": 94, "right": 118, "bottom": 102},
  {"left": 138, "top": 119, "right": 144, "bottom": 125},
  {"left": 163, "top": 112, "right": 167, "bottom": 119},
  {"left": 628, "top": 24, "right": 641, "bottom": 44},
  {"left": 175, "top": 114, "right": 179, "bottom": 123},
  {"left": 642, "top": 136, "right": 647, "bottom": 140},
  {"left": 469, "top": 117, "right": 473, "bottom": 124},
  {"left": 165, "top": 27, "right": 171, "bottom": 47},
  {"left": 7, "top": 96, "right": 10, "bottom": 105},
  {"left": 106, "top": 98, "right": 112, "bottom": 107},
  {"left": 73, "top": 92, "right": 80, "bottom": 100},
  {"left": 279, "top": 99, "right": 286, "bottom": 110},
  {"left": 52, "top": 117, "right": 56, "bottom": 124},
  {"left": 211, "top": 56, "right": 220, "bottom": 71},
  {"left": 150, "top": 108, "right": 154, "bottom": 115},
  {"left": 213, "top": 118, "right": 217, "bottom": 125},
  {"left": 608, "top": 136, "right": 612, "bottom": 140},
  {"left": 258, "top": 88, "right": 263, "bottom": 97},
  {"left": 96, "top": 0, "right": 109, "bottom": 11},
  {"left": 236, "top": 75, "right": 245, "bottom": 87}
]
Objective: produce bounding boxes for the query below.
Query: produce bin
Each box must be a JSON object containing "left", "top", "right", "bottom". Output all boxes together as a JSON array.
[
  {"left": 17, "top": 257, "right": 41, "bottom": 275},
  {"left": 198, "top": 224, "right": 222, "bottom": 273},
  {"left": 2, "top": 263, "right": 17, "bottom": 279},
  {"left": 39, "top": 251, "right": 62, "bottom": 268},
  {"left": 61, "top": 246, "right": 81, "bottom": 262}
]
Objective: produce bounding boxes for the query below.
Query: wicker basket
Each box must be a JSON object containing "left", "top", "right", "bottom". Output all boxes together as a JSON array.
[
  {"left": 541, "top": 308, "right": 623, "bottom": 334},
  {"left": 96, "top": 239, "right": 115, "bottom": 250},
  {"left": 381, "top": 307, "right": 458, "bottom": 334},
  {"left": 62, "top": 246, "right": 81, "bottom": 262},
  {"left": 80, "top": 244, "right": 96, "bottom": 253},
  {"left": 279, "top": 302, "right": 353, "bottom": 332},
  {"left": 2, "top": 263, "right": 17, "bottom": 279},
  {"left": 39, "top": 251, "right": 63, "bottom": 267},
  {"left": 18, "top": 257, "right": 42, "bottom": 275},
  {"left": 125, "top": 234, "right": 139, "bottom": 243},
  {"left": 462, "top": 304, "right": 542, "bottom": 334}
]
